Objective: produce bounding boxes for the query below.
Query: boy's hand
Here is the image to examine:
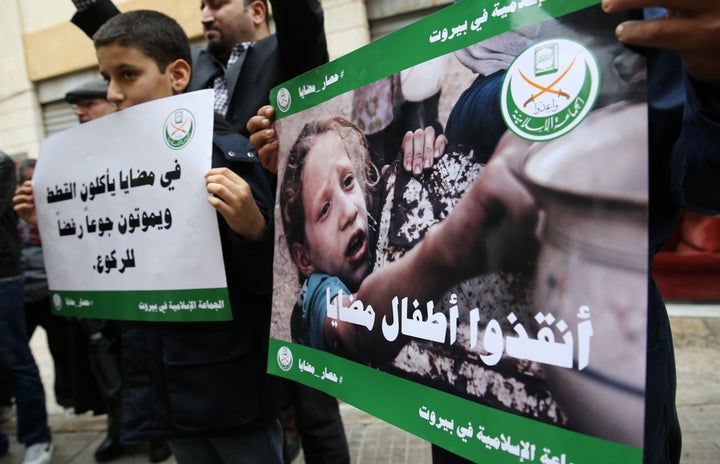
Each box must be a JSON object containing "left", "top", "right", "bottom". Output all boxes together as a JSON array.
[
  {"left": 247, "top": 105, "right": 279, "bottom": 174},
  {"left": 13, "top": 181, "right": 38, "bottom": 226},
  {"left": 205, "top": 167, "right": 266, "bottom": 240},
  {"left": 402, "top": 127, "right": 448, "bottom": 176},
  {"left": 602, "top": 0, "right": 720, "bottom": 85}
]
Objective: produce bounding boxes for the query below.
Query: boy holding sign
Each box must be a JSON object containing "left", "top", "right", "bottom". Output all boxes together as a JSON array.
[{"left": 14, "top": 10, "right": 281, "bottom": 464}]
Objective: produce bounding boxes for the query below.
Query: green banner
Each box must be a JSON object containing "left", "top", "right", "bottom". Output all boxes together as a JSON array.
[
  {"left": 267, "top": 0, "right": 648, "bottom": 462},
  {"left": 271, "top": 0, "right": 600, "bottom": 117},
  {"left": 50, "top": 288, "right": 231, "bottom": 322},
  {"left": 268, "top": 340, "right": 641, "bottom": 463}
]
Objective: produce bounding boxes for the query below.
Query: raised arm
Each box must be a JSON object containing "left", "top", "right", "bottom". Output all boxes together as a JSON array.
[
  {"left": 271, "top": 0, "right": 329, "bottom": 76},
  {"left": 70, "top": 0, "right": 120, "bottom": 38}
]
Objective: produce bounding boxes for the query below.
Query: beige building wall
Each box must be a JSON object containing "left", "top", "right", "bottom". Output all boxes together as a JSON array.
[
  {"left": 322, "top": 0, "right": 372, "bottom": 58},
  {"left": 1, "top": 0, "right": 45, "bottom": 159},
  {"left": 2, "top": 0, "right": 448, "bottom": 160}
]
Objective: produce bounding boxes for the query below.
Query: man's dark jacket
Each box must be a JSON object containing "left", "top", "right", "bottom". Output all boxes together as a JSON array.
[
  {"left": 119, "top": 116, "right": 278, "bottom": 442},
  {"left": 0, "top": 152, "right": 21, "bottom": 279}
]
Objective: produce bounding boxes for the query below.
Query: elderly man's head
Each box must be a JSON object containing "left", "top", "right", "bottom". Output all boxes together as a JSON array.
[
  {"left": 64, "top": 79, "right": 116, "bottom": 123},
  {"left": 200, "top": 0, "right": 270, "bottom": 61}
]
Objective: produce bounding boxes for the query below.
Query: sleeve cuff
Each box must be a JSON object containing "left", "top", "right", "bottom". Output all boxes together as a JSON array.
[{"left": 72, "top": 0, "right": 96, "bottom": 11}]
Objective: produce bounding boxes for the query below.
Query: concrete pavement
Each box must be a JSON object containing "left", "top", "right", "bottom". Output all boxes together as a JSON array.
[
  {"left": 667, "top": 308, "right": 720, "bottom": 464},
  {"left": 1, "top": 303, "right": 718, "bottom": 464}
]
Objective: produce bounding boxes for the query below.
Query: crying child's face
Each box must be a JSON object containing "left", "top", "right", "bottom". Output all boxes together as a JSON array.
[{"left": 297, "top": 131, "right": 371, "bottom": 290}]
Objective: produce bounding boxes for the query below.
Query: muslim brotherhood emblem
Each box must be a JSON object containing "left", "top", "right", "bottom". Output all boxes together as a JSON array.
[
  {"left": 277, "top": 345, "right": 294, "bottom": 372},
  {"left": 164, "top": 108, "right": 195, "bottom": 149},
  {"left": 276, "top": 87, "right": 292, "bottom": 113},
  {"left": 501, "top": 38, "right": 600, "bottom": 141}
]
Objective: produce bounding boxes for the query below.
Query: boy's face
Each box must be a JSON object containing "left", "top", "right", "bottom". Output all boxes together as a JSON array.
[
  {"left": 296, "top": 131, "right": 371, "bottom": 290},
  {"left": 97, "top": 44, "right": 186, "bottom": 111}
]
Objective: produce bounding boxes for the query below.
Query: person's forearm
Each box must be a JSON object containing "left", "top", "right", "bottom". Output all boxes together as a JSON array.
[
  {"left": 71, "top": 0, "right": 95, "bottom": 11},
  {"left": 71, "top": 0, "right": 120, "bottom": 39},
  {"left": 271, "top": 0, "right": 329, "bottom": 74},
  {"left": 343, "top": 225, "right": 475, "bottom": 365},
  {"left": 354, "top": 156, "right": 533, "bottom": 310},
  {"left": 356, "top": 225, "right": 468, "bottom": 313}
]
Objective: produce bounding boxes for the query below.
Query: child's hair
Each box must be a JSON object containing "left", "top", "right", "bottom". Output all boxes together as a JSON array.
[
  {"left": 280, "top": 116, "right": 378, "bottom": 259},
  {"left": 93, "top": 10, "right": 192, "bottom": 73}
]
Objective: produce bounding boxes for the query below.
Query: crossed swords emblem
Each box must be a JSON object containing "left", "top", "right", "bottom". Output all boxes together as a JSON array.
[
  {"left": 519, "top": 55, "right": 578, "bottom": 108},
  {"left": 170, "top": 113, "right": 190, "bottom": 137}
]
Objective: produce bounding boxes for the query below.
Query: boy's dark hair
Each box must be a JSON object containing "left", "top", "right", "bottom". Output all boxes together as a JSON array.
[{"left": 93, "top": 10, "right": 192, "bottom": 73}]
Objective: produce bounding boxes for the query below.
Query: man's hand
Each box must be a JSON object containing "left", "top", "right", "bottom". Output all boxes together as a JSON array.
[
  {"left": 603, "top": 0, "right": 720, "bottom": 85},
  {"left": 13, "top": 181, "right": 38, "bottom": 226},
  {"left": 205, "top": 167, "right": 266, "bottom": 240},
  {"left": 402, "top": 126, "right": 448, "bottom": 176},
  {"left": 247, "top": 105, "right": 279, "bottom": 174}
]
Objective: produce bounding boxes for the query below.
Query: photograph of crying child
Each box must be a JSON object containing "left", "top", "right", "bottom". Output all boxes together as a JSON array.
[{"left": 270, "top": 6, "right": 649, "bottom": 450}]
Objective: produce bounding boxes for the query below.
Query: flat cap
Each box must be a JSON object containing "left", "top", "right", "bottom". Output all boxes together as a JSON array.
[{"left": 65, "top": 79, "right": 108, "bottom": 103}]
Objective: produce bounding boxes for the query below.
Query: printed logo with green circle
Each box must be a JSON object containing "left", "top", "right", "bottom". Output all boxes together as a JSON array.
[
  {"left": 501, "top": 38, "right": 600, "bottom": 142},
  {"left": 276, "top": 88, "right": 292, "bottom": 113},
  {"left": 277, "top": 345, "right": 294, "bottom": 372},
  {"left": 164, "top": 109, "right": 195, "bottom": 149},
  {"left": 52, "top": 293, "right": 62, "bottom": 311}
]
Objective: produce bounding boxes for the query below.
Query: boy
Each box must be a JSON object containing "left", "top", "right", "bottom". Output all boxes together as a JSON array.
[{"left": 15, "top": 10, "right": 281, "bottom": 463}]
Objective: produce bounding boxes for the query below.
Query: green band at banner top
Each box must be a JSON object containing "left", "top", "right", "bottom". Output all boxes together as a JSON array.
[{"left": 270, "top": 0, "right": 601, "bottom": 118}]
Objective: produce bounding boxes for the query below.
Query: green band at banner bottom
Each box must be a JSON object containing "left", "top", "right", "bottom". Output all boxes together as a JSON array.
[
  {"left": 267, "top": 339, "right": 642, "bottom": 463},
  {"left": 50, "top": 288, "right": 232, "bottom": 322}
]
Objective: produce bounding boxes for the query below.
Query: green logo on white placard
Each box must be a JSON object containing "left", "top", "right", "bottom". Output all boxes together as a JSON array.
[
  {"left": 501, "top": 38, "right": 600, "bottom": 141},
  {"left": 164, "top": 109, "right": 195, "bottom": 149}
]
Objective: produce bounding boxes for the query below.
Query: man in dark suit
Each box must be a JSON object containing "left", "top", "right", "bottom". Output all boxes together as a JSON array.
[{"left": 70, "top": 0, "right": 328, "bottom": 137}]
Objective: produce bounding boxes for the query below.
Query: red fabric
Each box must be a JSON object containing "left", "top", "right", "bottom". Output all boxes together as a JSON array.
[
  {"left": 652, "top": 212, "right": 720, "bottom": 300},
  {"left": 676, "top": 211, "right": 720, "bottom": 252}
]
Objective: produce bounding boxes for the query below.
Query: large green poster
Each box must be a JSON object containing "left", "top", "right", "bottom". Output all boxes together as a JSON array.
[{"left": 267, "top": 1, "right": 647, "bottom": 462}]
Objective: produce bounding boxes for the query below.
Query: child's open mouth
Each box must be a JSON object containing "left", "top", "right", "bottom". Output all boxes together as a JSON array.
[{"left": 345, "top": 230, "right": 367, "bottom": 264}]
